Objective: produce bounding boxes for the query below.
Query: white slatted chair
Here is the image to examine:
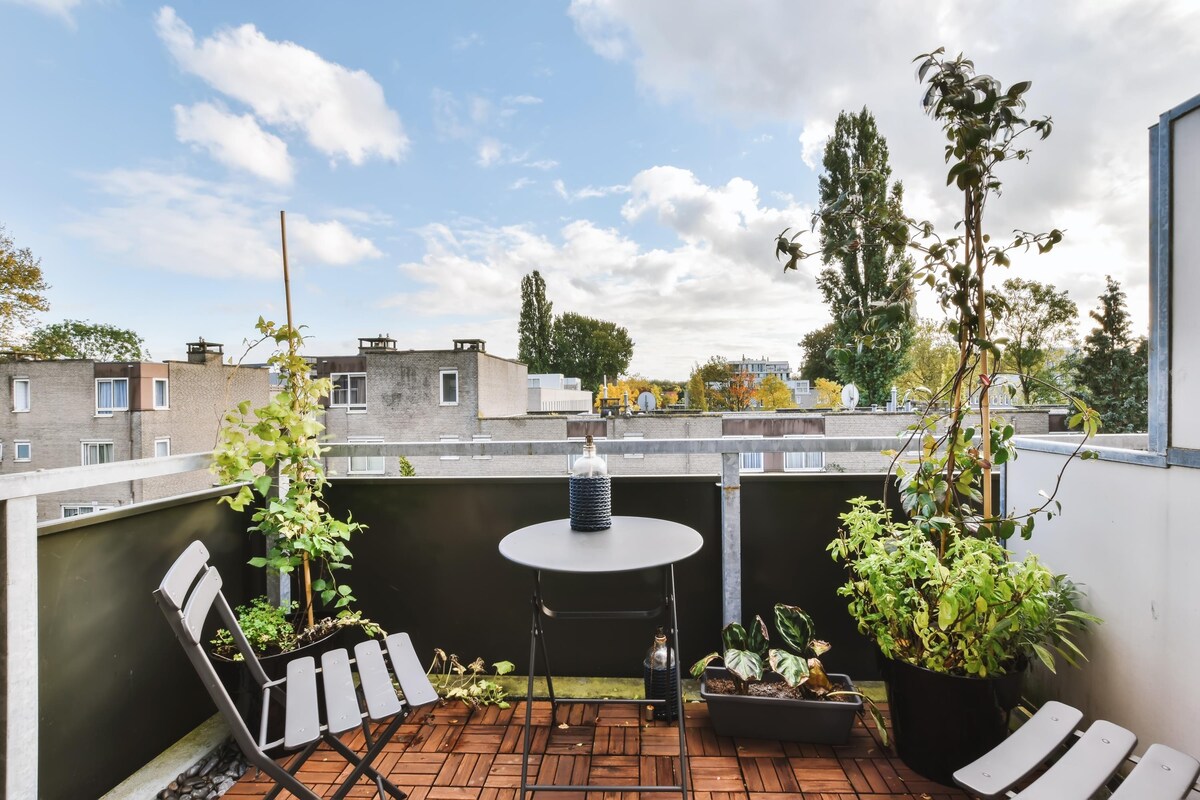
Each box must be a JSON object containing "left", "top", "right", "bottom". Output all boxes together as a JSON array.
[
  {"left": 154, "top": 541, "right": 439, "bottom": 800},
  {"left": 954, "top": 701, "right": 1200, "bottom": 800}
]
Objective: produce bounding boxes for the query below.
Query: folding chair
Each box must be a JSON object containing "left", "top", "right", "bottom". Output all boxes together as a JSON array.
[
  {"left": 154, "top": 541, "right": 439, "bottom": 800},
  {"left": 953, "top": 700, "right": 1200, "bottom": 799}
]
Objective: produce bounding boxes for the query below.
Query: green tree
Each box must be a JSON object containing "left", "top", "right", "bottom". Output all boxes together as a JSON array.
[
  {"left": 0, "top": 224, "right": 50, "bottom": 348},
  {"left": 549, "top": 312, "right": 633, "bottom": 392},
  {"left": 895, "top": 318, "right": 958, "bottom": 398},
  {"left": 815, "top": 108, "right": 915, "bottom": 404},
  {"left": 798, "top": 322, "right": 840, "bottom": 383},
  {"left": 1075, "top": 276, "right": 1148, "bottom": 433},
  {"left": 757, "top": 374, "right": 796, "bottom": 409},
  {"left": 685, "top": 369, "right": 708, "bottom": 410},
  {"left": 692, "top": 356, "right": 733, "bottom": 410},
  {"left": 995, "top": 278, "right": 1077, "bottom": 404},
  {"left": 517, "top": 270, "right": 554, "bottom": 373},
  {"left": 27, "top": 319, "right": 148, "bottom": 361}
]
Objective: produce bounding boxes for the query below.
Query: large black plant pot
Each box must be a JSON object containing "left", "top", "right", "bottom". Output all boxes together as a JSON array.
[{"left": 881, "top": 656, "right": 1023, "bottom": 786}]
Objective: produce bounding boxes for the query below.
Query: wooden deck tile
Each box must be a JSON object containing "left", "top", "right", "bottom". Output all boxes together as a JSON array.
[{"left": 228, "top": 699, "right": 972, "bottom": 799}]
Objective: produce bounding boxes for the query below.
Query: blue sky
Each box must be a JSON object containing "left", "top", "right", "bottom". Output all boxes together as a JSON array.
[{"left": 2, "top": 1, "right": 1198, "bottom": 378}]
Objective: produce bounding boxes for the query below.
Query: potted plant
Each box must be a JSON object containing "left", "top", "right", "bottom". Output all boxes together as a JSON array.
[
  {"left": 213, "top": 316, "right": 369, "bottom": 634},
  {"left": 778, "top": 49, "right": 1101, "bottom": 783},
  {"left": 690, "top": 604, "right": 885, "bottom": 745}
]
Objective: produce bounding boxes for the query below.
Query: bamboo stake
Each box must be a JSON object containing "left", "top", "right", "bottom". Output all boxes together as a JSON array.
[
  {"left": 279, "top": 210, "right": 315, "bottom": 629},
  {"left": 975, "top": 200, "right": 993, "bottom": 523}
]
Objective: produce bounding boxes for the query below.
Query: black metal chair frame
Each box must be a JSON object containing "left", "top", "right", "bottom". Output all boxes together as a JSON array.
[{"left": 154, "top": 541, "right": 438, "bottom": 800}]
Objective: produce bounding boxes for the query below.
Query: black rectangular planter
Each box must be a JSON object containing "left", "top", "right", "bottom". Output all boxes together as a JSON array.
[{"left": 700, "top": 666, "right": 862, "bottom": 744}]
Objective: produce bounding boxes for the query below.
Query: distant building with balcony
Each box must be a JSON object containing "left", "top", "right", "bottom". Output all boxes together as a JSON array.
[{"left": 0, "top": 339, "right": 270, "bottom": 520}]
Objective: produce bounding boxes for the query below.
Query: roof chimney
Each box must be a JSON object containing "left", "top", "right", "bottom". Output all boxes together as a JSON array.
[
  {"left": 358, "top": 334, "right": 397, "bottom": 354},
  {"left": 186, "top": 338, "right": 224, "bottom": 365},
  {"left": 453, "top": 338, "right": 486, "bottom": 352}
]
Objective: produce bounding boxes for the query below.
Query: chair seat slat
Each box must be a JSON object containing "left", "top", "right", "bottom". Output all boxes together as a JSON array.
[
  {"left": 321, "top": 649, "right": 362, "bottom": 735},
  {"left": 385, "top": 632, "right": 440, "bottom": 708},
  {"left": 284, "top": 657, "right": 321, "bottom": 749},
  {"left": 1013, "top": 720, "right": 1137, "bottom": 800},
  {"left": 954, "top": 701, "right": 1083, "bottom": 798},
  {"left": 355, "top": 640, "right": 404, "bottom": 720},
  {"left": 1110, "top": 743, "right": 1200, "bottom": 799}
]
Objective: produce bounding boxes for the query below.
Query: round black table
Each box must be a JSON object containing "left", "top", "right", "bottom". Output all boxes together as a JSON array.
[{"left": 499, "top": 517, "right": 703, "bottom": 800}]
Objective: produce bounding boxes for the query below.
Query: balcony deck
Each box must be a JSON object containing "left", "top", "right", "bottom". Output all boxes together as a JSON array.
[{"left": 225, "top": 700, "right": 968, "bottom": 800}]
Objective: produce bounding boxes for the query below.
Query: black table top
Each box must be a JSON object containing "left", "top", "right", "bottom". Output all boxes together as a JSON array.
[{"left": 498, "top": 516, "right": 703, "bottom": 574}]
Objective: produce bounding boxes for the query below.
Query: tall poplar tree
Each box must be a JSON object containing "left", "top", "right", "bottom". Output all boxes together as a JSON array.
[
  {"left": 1075, "top": 276, "right": 1148, "bottom": 432},
  {"left": 816, "top": 108, "right": 914, "bottom": 404},
  {"left": 517, "top": 270, "right": 554, "bottom": 373}
]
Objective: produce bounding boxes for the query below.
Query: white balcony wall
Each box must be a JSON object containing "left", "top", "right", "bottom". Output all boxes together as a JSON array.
[
  {"left": 1170, "top": 109, "right": 1200, "bottom": 448},
  {"left": 1007, "top": 449, "right": 1200, "bottom": 759}
]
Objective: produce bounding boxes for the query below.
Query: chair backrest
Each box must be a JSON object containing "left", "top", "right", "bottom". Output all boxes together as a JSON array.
[{"left": 153, "top": 541, "right": 273, "bottom": 758}]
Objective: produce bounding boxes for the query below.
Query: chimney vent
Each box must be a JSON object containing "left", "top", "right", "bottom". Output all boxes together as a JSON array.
[
  {"left": 453, "top": 338, "right": 486, "bottom": 352},
  {"left": 187, "top": 338, "right": 224, "bottom": 365},
  {"left": 359, "top": 334, "right": 397, "bottom": 354}
]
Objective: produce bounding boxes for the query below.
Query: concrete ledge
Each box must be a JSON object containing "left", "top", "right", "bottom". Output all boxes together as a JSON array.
[{"left": 99, "top": 715, "right": 229, "bottom": 800}]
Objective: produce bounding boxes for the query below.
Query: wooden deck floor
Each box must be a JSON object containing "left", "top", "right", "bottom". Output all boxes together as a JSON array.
[{"left": 225, "top": 700, "right": 971, "bottom": 800}]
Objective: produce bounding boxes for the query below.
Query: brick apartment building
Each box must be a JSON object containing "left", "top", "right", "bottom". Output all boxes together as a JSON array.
[{"left": 0, "top": 340, "right": 270, "bottom": 520}]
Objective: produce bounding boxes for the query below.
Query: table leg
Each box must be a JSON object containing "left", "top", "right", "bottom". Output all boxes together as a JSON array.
[
  {"left": 519, "top": 591, "right": 538, "bottom": 800},
  {"left": 667, "top": 564, "right": 690, "bottom": 800},
  {"left": 533, "top": 573, "right": 559, "bottom": 722}
]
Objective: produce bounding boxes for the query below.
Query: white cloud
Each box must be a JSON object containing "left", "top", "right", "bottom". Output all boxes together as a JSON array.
[
  {"left": 510, "top": 177, "right": 535, "bottom": 190},
  {"left": 525, "top": 159, "right": 559, "bottom": 171},
  {"left": 173, "top": 102, "right": 294, "bottom": 184},
  {"left": 155, "top": 6, "right": 407, "bottom": 165},
  {"left": 452, "top": 32, "right": 483, "bottom": 51},
  {"left": 3, "top": 0, "right": 82, "bottom": 24},
  {"left": 65, "top": 169, "right": 382, "bottom": 278},
  {"left": 477, "top": 138, "right": 504, "bottom": 167},
  {"left": 796, "top": 120, "right": 831, "bottom": 171},
  {"left": 380, "top": 167, "right": 818, "bottom": 378},
  {"left": 505, "top": 95, "right": 543, "bottom": 106},
  {"left": 289, "top": 216, "right": 382, "bottom": 265},
  {"left": 554, "top": 179, "right": 630, "bottom": 201},
  {"left": 567, "top": 0, "right": 1200, "bottom": 332}
]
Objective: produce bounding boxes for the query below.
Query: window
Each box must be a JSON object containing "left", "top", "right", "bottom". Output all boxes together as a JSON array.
[
  {"left": 794, "top": 380, "right": 811, "bottom": 395},
  {"left": 440, "top": 369, "right": 458, "bottom": 405},
  {"left": 61, "top": 503, "right": 114, "bottom": 519},
  {"left": 154, "top": 438, "right": 171, "bottom": 458},
  {"left": 12, "top": 378, "right": 30, "bottom": 412},
  {"left": 95, "top": 378, "right": 129, "bottom": 415},
  {"left": 14, "top": 441, "right": 31, "bottom": 462},
  {"left": 472, "top": 434, "right": 492, "bottom": 460},
  {"left": 724, "top": 435, "right": 763, "bottom": 473},
  {"left": 348, "top": 437, "right": 385, "bottom": 474},
  {"left": 439, "top": 435, "right": 460, "bottom": 461},
  {"left": 153, "top": 378, "right": 169, "bottom": 409},
  {"left": 331, "top": 373, "right": 367, "bottom": 411},
  {"left": 82, "top": 441, "right": 115, "bottom": 466},
  {"left": 623, "top": 432, "right": 645, "bottom": 459},
  {"left": 784, "top": 435, "right": 825, "bottom": 472}
]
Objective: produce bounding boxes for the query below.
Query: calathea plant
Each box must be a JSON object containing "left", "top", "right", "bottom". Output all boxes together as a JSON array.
[
  {"left": 213, "top": 316, "right": 366, "bottom": 631},
  {"left": 690, "top": 605, "right": 887, "bottom": 742}
]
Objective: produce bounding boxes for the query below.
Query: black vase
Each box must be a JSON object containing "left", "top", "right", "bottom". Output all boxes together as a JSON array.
[{"left": 881, "top": 655, "right": 1024, "bottom": 786}]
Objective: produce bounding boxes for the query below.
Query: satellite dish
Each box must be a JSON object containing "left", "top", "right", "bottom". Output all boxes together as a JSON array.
[
  {"left": 637, "top": 391, "right": 656, "bottom": 412},
  {"left": 841, "top": 383, "right": 860, "bottom": 409}
]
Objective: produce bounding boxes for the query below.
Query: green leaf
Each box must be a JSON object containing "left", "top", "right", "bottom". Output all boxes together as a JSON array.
[
  {"left": 723, "top": 649, "right": 764, "bottom": 684},
  {"left": 938, "top": 595, "right": 958, "bottom": 630},
  {"left": 774, "top": 604, "right": 814, "bottom": 655},
  {"left": 690, "top": 652, "right": 720, "bottom": 678},
  {"left": 768, "top": 649, "right": 810, "bottom": 686},
  {"left": 745, "top": 615, "right": 769, "bottom": 655},
  {"left": 721, "top": 623, "right": 749, "bottom": 652}
]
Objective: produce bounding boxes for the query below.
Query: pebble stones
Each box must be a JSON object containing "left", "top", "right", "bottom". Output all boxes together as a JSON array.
[{"left": 157, "top": 740, "right": 247, "bottom": 799}]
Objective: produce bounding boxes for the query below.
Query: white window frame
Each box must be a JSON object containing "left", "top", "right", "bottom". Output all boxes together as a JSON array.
[
  {"left": 61, "top": 503, "right": 114, "bottom": 519},
  {"left": 783, "top": 434, "right": 825, "bottom": 472},
  {"left": 439, "top": 435, "right": 460, "bottom": 461},
  {"left": 440, "top": 369, "right": 459, "bottom": 406},
  {"left": 472, "top": 434, "right": 492, "bottom": 460},
  {"left": 725, "top": 435, "right": 764, "bottom": 473},
  {"left": 794, "top": 380, "right": 811, "bottom": 395},
  {"left": 12, "top": 378, "right": 30, "bottom": 412},
  {"left": 153, "top": 378, "right": 170, "bottom": 409},
  {"left": 154, "top": 437, "right": 171, "bottom": 458},
  {"left": 0, "top": 442, "right": 4, "bottom": 460},
  {"left": 348, "top": 436, "right": 385, "bottom": 475},
  {"left": 14, "top": 440, "right": 31, "bottom": 462},
  {"left": 623, "top": 432, "right": 645, "bottom": 459},
  {"left": 567, "top": 436, "right": 608, "bottom": 471},
  {"left": 94, "top": 378, "right": 129, "bottom": 416},
  {"left": 81, "top": 440, "right": 115, "bottom": 466},
  {"left": 330, "top": 372, "right": 367, "bottom": 412}
]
